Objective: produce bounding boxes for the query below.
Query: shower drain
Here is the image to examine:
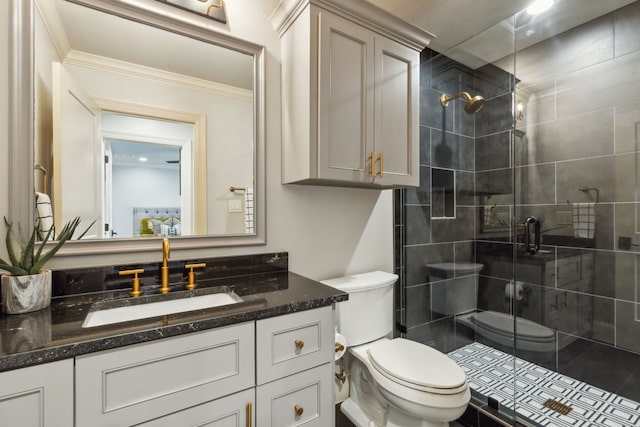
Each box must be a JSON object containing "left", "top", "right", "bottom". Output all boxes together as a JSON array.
[{"left": 543, "top": 399, "right": 573, "bottom": 416}]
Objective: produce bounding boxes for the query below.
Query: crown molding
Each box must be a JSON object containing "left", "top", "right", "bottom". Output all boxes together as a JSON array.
[
  {"left": 270, "top": 0, "right": 434, "bottom": 51},
  {"left": 64, "top": 50, "right": 252, "bottom": 100}
]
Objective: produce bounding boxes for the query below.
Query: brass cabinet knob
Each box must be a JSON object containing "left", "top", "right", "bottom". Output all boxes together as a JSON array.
[
  {"left": 294, "top": 405, "right": 304, "bottom": 417},
  {"left": 335, "top": 343, "right": 345, "bottom": 352},
  {"left": 294, "top": 340, "right": 304, "bottom": 350}
]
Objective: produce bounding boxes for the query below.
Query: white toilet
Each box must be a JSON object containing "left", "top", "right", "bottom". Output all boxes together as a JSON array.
[{"left": 322, "top": 271, "right": 470, "bottom": 427}]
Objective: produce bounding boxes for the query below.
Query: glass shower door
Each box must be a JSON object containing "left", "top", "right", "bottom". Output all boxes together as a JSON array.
[{"left": 512, "top": 1, "right": 640, "bottom": 425}]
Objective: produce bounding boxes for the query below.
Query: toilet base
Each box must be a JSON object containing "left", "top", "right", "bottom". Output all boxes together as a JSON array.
[
  {"left": 341, "top": 398, "right": 450, "bottom": 427},
  {"left": 340, "top": 398, "right": 377, "bottom": 427},
  {"left": 387, "top": 407, "right": 447, "bottom": 427}
]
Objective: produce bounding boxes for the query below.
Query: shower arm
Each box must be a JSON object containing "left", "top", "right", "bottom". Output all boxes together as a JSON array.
[{"left": 440, "top": 92, "right": 473, "bottom": 107}]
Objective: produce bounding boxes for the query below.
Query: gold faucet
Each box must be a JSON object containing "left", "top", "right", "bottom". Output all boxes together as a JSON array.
[{"left": 160, "top": 238, "right": 170, "bottom": 294}]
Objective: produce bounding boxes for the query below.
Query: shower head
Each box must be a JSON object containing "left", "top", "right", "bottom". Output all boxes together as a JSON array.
[{"left": 440, "top": 92, "right": 485, "bottom": 114}]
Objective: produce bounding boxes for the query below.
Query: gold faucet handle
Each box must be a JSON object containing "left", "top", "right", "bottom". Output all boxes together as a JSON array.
[
  {"left": 119, "top": 268, "right": 145, "bottom": 297},
  {"left": 185, "top": 263, "right": 206, "bottom": 290}
]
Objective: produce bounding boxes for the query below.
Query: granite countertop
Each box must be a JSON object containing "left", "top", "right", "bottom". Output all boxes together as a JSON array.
[{"left": 0, "top": 271, "right": 347, "bottom": 372}]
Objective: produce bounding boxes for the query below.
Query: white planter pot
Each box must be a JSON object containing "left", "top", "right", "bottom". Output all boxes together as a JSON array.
[{"left": 1, "top": 270, "right": 52, "bottom": 314}]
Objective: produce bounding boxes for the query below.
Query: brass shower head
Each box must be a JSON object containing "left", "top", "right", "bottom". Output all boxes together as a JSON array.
[{"left": 440, "top": 91, "right": 485, "bottom": 114}]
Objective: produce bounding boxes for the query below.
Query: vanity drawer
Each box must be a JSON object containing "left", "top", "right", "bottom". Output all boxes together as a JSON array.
[
  {"left": 256, "top": 306, "right": 334, "bottom": 384},
  {"left": 557, "top": 256, "right": 582, "bottom": 286},
  {"left": 256, "top": 362, "right": 333, "bottom": 426},
  {"left": 136, "top": 387, "right": 255, "bottom": 427},
  {"left": 75, "top": 322, "right": 254, "bottom": 427}
]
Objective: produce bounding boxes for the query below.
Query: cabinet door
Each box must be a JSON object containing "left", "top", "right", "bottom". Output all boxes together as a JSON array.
[
  {"left": 137, "top": 388, "right": 255, "bottom": 427},
  {"left": 256, "top": 306, "right": 334, "bottom": 385},
  {"left": 317, "top": 10, "right": 375, "bottom": 183},
  {"left": 256, "top": 363, "right": 333, "bottom": 427},
  {"left": 0, "top": 359, "right": 73, "bottom": 427},
  {"left": 76, "top": 322, "right": 254, "bottom": 426},
  {"left": 373, "top": 36, "right": 419, "bottom": 187}
]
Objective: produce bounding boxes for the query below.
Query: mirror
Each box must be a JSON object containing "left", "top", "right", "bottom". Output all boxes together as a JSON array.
[{"left": 9, "top": 0, "right": 265, "bottom": 256}]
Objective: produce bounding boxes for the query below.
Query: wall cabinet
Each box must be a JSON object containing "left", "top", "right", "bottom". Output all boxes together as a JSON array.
[
  {"left": 273, "top": 0, "right": 432, "bottom": 188},
  {"left": 0, "top": 359, "right": 73, "bottom": 426}
]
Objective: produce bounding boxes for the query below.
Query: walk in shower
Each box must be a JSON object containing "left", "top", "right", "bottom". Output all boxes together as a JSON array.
[{"left": 395, "top": 1, "right": 640, "bottom": 425}]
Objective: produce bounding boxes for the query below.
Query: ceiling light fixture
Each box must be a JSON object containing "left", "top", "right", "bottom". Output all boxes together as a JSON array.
[
  {"left": 527, "top": 0, "right": 553, "bottom": 15},
  {"left": 138, "top": 156, "right": 148, "bottom": 162}
]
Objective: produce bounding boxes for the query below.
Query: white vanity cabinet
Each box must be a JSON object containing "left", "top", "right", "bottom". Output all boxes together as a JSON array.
[
  {"left": 0, "top": 359, "right": 73, "bottom": 426},
  {"left": 0, "top": 306, "right": 337, "bottom": 426},
  {"left": 136, "top": 388, "right": 255, "bottom": 427},
  {"left": 256, "top": 306, "right": 335, "bottom": 426},
  {"left": 75, "top": 322, "right": 255, "bottom": 426},
  {"left": 273, "top": 0, "right": 432, "bottom": 188}
]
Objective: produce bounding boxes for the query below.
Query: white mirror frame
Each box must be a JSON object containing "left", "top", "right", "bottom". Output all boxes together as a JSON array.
[{"left": 9, "top": 0, "right": 266, "bottom": 257}]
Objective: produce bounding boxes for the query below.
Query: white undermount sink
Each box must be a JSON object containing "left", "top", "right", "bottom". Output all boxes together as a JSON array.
[{"left": 82, "top": 291, "right": 244, "bottom": 328}]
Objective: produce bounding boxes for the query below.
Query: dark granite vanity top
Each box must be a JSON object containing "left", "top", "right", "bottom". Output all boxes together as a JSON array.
[{"left": 0, "top": 253, "right": 347, "bottom": 372}]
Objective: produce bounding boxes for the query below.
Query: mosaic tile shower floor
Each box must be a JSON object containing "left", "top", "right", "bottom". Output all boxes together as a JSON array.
[{"left": 448, "top": 343, "right": 640, "bottom": 427}]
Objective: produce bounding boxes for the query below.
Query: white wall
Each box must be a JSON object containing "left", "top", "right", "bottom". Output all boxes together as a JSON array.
[
  {"left": 0, "top": 2, "right": 8, "bottom": 236},
  {"left": 1, "top": 0, "right": 393, "bottom": 281},
  {"left": 66, "top": 65, "right": 254, "bottom": 236},
  {"left": 111, "top": 165, "right": 181, "bottom": 237}
]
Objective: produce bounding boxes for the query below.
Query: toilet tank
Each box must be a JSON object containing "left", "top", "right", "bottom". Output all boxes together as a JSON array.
[{"left": 321, "top": 271, "right": 398, "bottom": 347}]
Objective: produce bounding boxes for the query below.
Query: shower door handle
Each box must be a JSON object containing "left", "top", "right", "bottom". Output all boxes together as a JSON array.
[{"left": 524, "top": 216, "right": 541, "bottom": 254}]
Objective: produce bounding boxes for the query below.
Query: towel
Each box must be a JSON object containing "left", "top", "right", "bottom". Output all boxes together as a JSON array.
[
  {"left": 572, "top": 202, "right": 595, "bottom": 239},
  {"left": 35, "top": 192, "right": 54, "bottom": 237},
  {"left": 244, "top": 187, "right": 254, "bottom": 234}
]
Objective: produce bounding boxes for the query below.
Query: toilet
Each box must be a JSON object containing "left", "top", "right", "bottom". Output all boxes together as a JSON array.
[
  {"left": 424, "top": 262, "right": 556, "bottom": 352},
  {"left": 425, "top": 262, "right": 484, "bottom": 317},
  {"left": 322, "top": 271, "right": 470, "bottom": 427},
  {"left": 457, "top": 310, "right": 556, "bottom": 352}
]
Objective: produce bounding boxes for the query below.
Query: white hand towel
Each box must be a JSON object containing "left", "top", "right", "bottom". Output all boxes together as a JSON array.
[
  {"left": 244, "top": 187, "right": 254, "bottom": 234},
  {"left": 35, "top": 192, "right": 54, "bottom": 236},
  {"left": 572, "top": 202, "right": 595, "bottom": 239}
]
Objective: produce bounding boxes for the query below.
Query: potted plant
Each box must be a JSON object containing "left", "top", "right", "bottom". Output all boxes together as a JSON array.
[{"left": 0, "top": 217, "right": 83, "bottom": 314}]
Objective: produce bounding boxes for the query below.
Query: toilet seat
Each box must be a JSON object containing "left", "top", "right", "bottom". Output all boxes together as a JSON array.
[
  {"left": 473, "top": 311, "right": 554, "bottom": 342},
  {"left": 367, "top": 338, "right": 468, "bottom": 395}
]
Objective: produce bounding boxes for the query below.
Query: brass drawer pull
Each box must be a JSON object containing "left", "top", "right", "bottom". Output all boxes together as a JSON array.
[
  {"left": 295, "top": 340, "right": 304, "bottom": 350},
  {"left": 370, "top": 151, "right": 375, "bottom": 177},
  {"left": 378, "top": 152, "right": 383, "bottom": 177},
  {"left": 294, "top": 405, "right": 304, "bottom": 417},
  {"left": 246, "top": 402, "right": 252, "bottom": 427}
]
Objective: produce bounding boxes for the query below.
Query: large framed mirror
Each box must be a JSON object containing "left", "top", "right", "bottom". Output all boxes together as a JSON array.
[{"left": 8, "top": 0, "right": 265, "bottom": 257}]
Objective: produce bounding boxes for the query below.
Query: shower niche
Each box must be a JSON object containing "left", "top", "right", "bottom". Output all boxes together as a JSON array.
[{"left": 432, "top": 168, "right": 456, "bottom": 218}]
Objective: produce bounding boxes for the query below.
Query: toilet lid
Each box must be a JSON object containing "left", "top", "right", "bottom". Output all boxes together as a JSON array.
[
  {"left": 474, "top": 311, "right": 554, "bottom": 341},
  {"left": 368, "top": 338, "right": 467, "bottom": 392}
]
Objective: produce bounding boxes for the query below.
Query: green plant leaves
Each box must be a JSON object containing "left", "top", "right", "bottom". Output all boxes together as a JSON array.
[{"left": 1, "top": 217, "right": 82, "bottom": 276}]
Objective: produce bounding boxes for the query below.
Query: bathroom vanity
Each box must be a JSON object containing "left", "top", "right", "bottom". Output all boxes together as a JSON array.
[{"left": 0, "top": 253, "right": 346, "bottom": 426}]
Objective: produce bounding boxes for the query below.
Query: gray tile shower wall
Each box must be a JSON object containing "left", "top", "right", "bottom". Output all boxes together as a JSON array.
[{"left": 395, "top": 0, "right": 640, "bottom": 409}]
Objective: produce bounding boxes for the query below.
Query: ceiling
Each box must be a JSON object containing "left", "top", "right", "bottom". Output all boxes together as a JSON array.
[
  {"left": 363, "top": 0, "right": 531, "bottom": 53},
  {"left": 363, "top": 0, "right": 635, "bottom": 65},
  {"left": 47, "top": 0, "right": 254, "bottom": 90}
]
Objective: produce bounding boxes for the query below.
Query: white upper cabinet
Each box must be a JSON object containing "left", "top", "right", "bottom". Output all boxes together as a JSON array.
[{"left": 273, "top": 0, "right": 433, "bottom": 188}]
